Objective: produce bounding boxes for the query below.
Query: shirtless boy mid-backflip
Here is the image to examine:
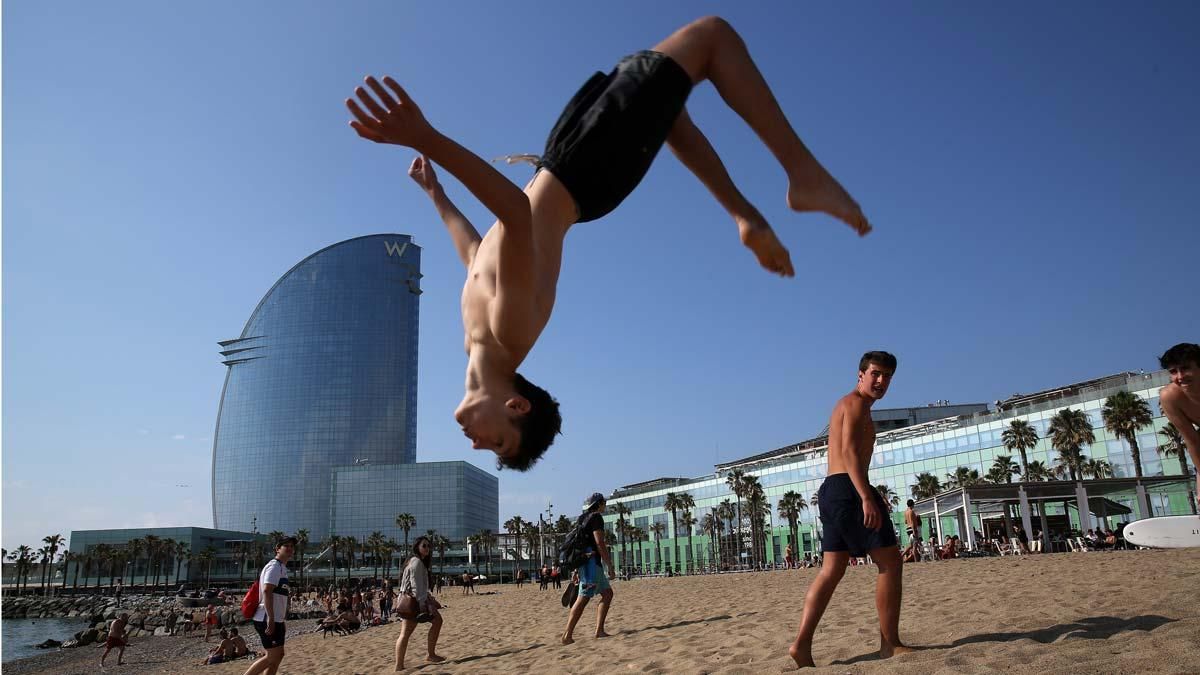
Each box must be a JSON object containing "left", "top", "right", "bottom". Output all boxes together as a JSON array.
[
  {"left": 346, "top": 16, "right": 872, "bottom": 470},
  {"left": 1158, "top": 342, "right": 1200, "bottom": 511},
  {"left": 790, "top": 351, "right": 913, "bottom": 667}
]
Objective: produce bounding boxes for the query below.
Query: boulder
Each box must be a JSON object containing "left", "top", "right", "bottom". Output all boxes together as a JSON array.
[
  {"left": 153, "top": 626, "right": 170, "bottom": 636},
  {"left": 77, "top": 628, "right": 99, "bottom": 647},
  {"left": 35, "top": 639, "right": 62, "bottom": 649}
]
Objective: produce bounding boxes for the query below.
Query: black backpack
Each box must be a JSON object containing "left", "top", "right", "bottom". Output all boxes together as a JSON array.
[{"left": 556, "top": 514, "right": 596, "bottom": 573}]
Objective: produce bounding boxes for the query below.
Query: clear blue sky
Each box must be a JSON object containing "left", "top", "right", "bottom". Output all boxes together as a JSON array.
[{"left": 4, "top": 1, "right": 1198, "bottom": 549}]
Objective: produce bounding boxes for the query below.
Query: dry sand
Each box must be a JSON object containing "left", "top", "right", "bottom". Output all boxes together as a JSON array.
[{"left": 23, "top": 548, "right": 1199, "bottom": 674}]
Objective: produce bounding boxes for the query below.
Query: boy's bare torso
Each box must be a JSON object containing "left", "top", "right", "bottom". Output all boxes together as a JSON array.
[
  {"left": 826, "top": 392, "right": 876, "bottom": 476},
  {"left": 460, "top": 171, "right": 577, "bottom": 364},
  {"left": 1160, "top": 383, "right": 1200, "bottom": 429}
]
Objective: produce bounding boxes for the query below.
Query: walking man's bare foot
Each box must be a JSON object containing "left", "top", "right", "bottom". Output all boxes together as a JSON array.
[
  {"left": 788, "top": 638, "right": 816, "bottom": 668},
  {"left": 786, "top": 165, "right": 871, "bottom": 237},
  {"left": 426, "top": 654, "right": 446, "bottom": 663},
  {"left": 595, "top": 630, "right": 611, "bottom": 638},
  {"left": 561, "top": 633, "right": 574, "bottom": 645},
  {"left": 737, "top": 213, "right": 794, "bottom": 277}
]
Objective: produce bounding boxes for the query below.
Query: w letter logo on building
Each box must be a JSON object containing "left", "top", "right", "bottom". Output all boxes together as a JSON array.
[{"left": 385, "top": 241, "right": 409, "bottom": 257}]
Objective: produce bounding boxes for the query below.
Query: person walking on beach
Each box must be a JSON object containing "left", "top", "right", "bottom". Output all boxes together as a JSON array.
[
  {"left": 114, "top": 577, "right": 123, "bottom": 608},
  {"left": 395, "top": 536, "right": 446, "bottom": 670},
  {"left": 1158, "top": 343, "right": 1200, "bottom": 511},
  {"left": 100, "top": 612, "right": 130, "bottom": 667},
  {"left": 346, "top": 16, "right": 873, "bottom": 472},
  {"left": 243, "top": 536, "right": 295, "bottom": 675},
  {"left": 789, "top": 352, "right": 913, "bottom": 668},
  {"left": 902, "top": 499, "right": 922, "bottom": 562},
  {"left": 562, "top": 492, "right": 615, "bottom": 645}
]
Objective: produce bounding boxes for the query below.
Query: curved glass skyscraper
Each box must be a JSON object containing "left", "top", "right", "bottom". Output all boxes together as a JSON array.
[{"left": 212, "top": 234, "right": 422, "bottom": 540}]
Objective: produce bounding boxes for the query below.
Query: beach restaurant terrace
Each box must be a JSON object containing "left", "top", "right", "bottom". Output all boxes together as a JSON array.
[{"left": 912, "top": 476, "right": 1192, "bottom": 552}]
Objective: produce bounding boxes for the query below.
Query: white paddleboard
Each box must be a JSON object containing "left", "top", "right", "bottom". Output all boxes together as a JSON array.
[{"left": 1123, "top": 515, "right": 1200, "bottom": 549}]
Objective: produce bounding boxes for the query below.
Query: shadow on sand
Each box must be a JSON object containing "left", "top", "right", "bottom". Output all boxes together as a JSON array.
[{"left": 829, "top": 614, "right": 1180, "bottom": 666}]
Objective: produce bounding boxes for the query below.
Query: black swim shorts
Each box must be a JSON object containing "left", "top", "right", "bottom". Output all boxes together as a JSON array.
[
  {"left": 818, "top": 474, "right": 898, "bottom": 556},
  {"left": 253, "top": 620, "right": 286, "bottom": 649},
  {"left": 539, "top": 50, "right": 693, "bottom": 222}
]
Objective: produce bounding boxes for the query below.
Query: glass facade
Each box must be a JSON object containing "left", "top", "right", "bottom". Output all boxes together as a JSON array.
[
  {"left": 212, "top": 235, "right": 422, "bottom": 540},
  {"left": 606, "top": 370, "right": 1195, "bottom": 570},
  {"left": 67, "top": 526, "right": 263, "bottom": 584},
  {"left": 330, "top": 462, "right": 498, "bottom": 542}
]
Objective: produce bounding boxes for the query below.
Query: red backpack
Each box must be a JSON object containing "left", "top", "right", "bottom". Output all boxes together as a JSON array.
[{"left": 240, "top": 580, "right": 260, "bottom": 619}]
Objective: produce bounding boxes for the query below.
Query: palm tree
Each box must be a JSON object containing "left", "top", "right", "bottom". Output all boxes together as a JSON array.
[
  {"left": 89, "top": 544, "right": 110, "bottom": 591},
  {"left": 911, "top": 472, "right": 941, "bottom": 500},
  {"left": 366, "top": 531, "right": 386, "bottom": 579},
  {"left": 648, "top": 522, "right": 666, "bottom": 573},
  {"left": 1103, "top": 391, "right": 1155, "bottom": 478},
  {"left": 125, "top": 538, "right": 144, "bottom": 589},
  {"left": 341, "top": 536, "right": 357, "bottom": 585},
  {"left": 679, "top": 511, "right": 697, "bottom": 573},
  {"left": 503, "top": 516, "right": 527, "bottom": 575},
  {"left": 725, "top": 469, "right": 748, "bottom": 565},
  {"left": 327, "top": 534, "right": 339, "bottom": 586},
  {"left": 41, "top": 534, "right": 65, "bottom": 595},
  {"left": 1024, "top": 460, "right": 1054, "bottom": 482},
  {"left": 11, "top": 546, "right": 32, "bottom": 594},
  {"left": 716, "top": 499, "right": 736, "bottom": 567},
  {"left": 174, "top": 542, "right": 190, "bottom": 586},
  {"left": 611, "top": 503, "right": 631, "bottom": 577},
  {"left": 143, "top": 535, "right": 163, "bottom": 590},
  {"left": 432, "top": 533, "right": 450, "bottom": 574},
  {"left": 294, "top": 529, "right": 309, "bottom": 589},
  {"left": 699, "top": 512, "right": 721, "bottom": 570},
  {"left": 1082, "top": 458, "right": 1114, "bottom": 479},
  {"left": 1003, "top": 419, "right": 1039, "bottom": 479},
  {"left": 662, "top": 492, "right": 695, "bottom": 573},
  {"left": 874, "top": 484, "right": 899, "bottom": 511},
  {"left": 777, "top": 491, "right": 808, "bottom": 558},
  {"left": 990, "top": 454, "right": 1020, "bottom": 484},
  {"left": 523, "top": 524, "right": 541, "bottom": 568},
  {"left": 198, "top": 546, "right": 217, "bottom": 587},
  {"left": 1049, "top": 408, "right": 1094, "bottom": 482},
  {"left": 395, "top": 513, "right": 416, "bottom": 565},
  {"left": 743, "top": 477, "right": 767, "bottom": 568},
  {"left": 944, "top": 466, "right": 982, "bottom": 489}
]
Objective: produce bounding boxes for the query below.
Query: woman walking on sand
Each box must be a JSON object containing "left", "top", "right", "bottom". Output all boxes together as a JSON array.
[{"left": 395, "top": 537, "right": 446, "bottom": 670}]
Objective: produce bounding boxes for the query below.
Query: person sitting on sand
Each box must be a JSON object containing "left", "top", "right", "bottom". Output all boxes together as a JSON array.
[
  {"left": 395, "top": 536, "right": 446, "bottom": 669},
  {"left": 100, "top": 612, "right": 130, "bottom": 667},
  {"left": 229, "top": 627, "right": 251, "bottom": 658},
  {"left": 1104, "top": 529, "right": 1119, "bottom": 549},
  {"left": 939, "top": 535, "right": 958, "bottom": 559},
  {"left": 201, "top": 629, "right": 235, "bottom": 665},
  {"left": 320, "top": 601, "right": 361, "bottom": 632}
]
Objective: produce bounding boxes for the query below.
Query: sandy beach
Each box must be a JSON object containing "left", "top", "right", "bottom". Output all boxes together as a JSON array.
[{"left": 12, "top": 548, "right": 1199, "bottom": 674}]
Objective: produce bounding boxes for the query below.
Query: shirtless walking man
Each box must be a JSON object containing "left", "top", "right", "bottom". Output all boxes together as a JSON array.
[
  {"left": 1158, "top": 343, "right": 1200, "bottom": 511},
  {"left": 789, "top": 351, "right": 912, "bottom": 668},
  {"left": 902, "top": 499, "right": 922, "bottom": 562},
  {"left": 346, "top": 16, "right": 872, "bottom": 471}
]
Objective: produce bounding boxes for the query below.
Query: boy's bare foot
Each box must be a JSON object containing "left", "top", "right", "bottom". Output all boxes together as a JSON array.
[
  {"left": 426, "top": 654, "right": 446, "bottom": 663},
  {"left": 788, "top": 638, "right": 815, "bottom": 668},
  {"left": 879, "top": 641, "right": 915, "bottom": 659},
  {"left": 561, "top": 633, "right": 574, "bottom": 645},
  {"left": 595, "top": 630, "right": 610, "bottom": 638},
  {"left": 737, "top": 214, "right": 794, "bottom": 277},
  {"left": 787, "top": 166, "right": 871, "bottom": 237}
]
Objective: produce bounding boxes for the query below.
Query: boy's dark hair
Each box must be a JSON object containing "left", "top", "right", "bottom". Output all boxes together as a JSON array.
[
  {"left": 498, "top": 372, "right": 562, "bottom": 472},
  {"left": 859, "top": 350, "right": 898, "bottom": 373},
  {"left": 906, "top": 499, "right": 915, "bottom": 508},
  {"left": 276, "top": 536, "right": 298, "bottom": 549},
  {"left": 1159, "top": 343, "right": 1200, "bottom": 370}
]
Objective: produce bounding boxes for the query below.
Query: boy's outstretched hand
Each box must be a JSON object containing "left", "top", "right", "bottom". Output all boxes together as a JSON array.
[
  {"left": 346, "top": 76, "right": 434, "bottom": 148},
  {"left": 408, "top": 155, "right": 440, "bottom": 194}
]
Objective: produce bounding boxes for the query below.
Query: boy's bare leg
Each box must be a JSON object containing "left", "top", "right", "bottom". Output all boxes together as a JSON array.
[
  {"left": 789, "top": 551, "right": 848, "bottom": 668},
  {"left": 667, "top": 109, "right": 794, "bottom": 277},
  {"left": 653, "top": 16, "right": 871, "bottom": 236},
  {"left": 870, "top": 546, "right": 912, "bottom": 658}
]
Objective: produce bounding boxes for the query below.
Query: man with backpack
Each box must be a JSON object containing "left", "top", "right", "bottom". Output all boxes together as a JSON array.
[
  {"left": 243, "top": 536, "right": 295, "bottom": 675},
  {"left": 561, "top": 492, "right": 614, "bottom": 645}
]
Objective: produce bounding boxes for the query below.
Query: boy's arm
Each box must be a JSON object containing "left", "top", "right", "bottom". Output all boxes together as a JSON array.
[
  {"left": 1160, "top": 389, "right": 1200, "bottom": 508},
  {"left": 408, "top": 156, "right": 481, "bottom": 268},
  {"left": 836, "top": 397, "right": 883, "bottom": 530},
  {"left": 346, "top": 77, "right": 533, "bottom": 264}
]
